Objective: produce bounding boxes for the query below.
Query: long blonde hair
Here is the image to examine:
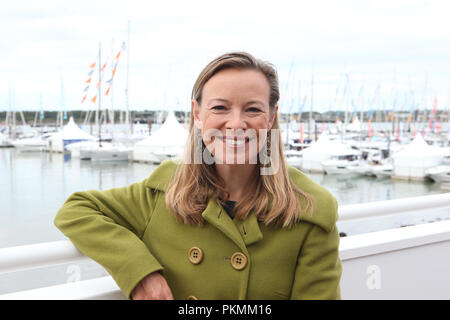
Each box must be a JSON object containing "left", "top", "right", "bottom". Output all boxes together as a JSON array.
[{"left": 165, "top": 52, "right": 315, "bottom": 228}]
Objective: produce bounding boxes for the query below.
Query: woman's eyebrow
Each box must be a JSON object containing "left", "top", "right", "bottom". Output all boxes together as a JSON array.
[
  {"left": 207, "top": 98, "right": 231, "bottom": 105},
  {"left": 244, "top": 100, "right": 265, "bottom": 106}
]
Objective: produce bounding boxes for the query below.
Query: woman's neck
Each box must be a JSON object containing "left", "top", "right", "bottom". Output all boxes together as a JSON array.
[{"left": 215, "top": 164, "right": 257, "bottom": 202}]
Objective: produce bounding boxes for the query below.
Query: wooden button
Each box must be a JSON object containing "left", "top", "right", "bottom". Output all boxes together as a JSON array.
[
  {"left": 187, "top": 295, "right": 198, "bottom": 300},
  {"left": 188, "top": 247, "right": 203, "bottom": 265},
  {"left": 230, "top": 252, "right": 248, "bottom": 270}
]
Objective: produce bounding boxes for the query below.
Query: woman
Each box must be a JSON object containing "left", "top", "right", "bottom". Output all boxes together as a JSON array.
[{"left": 54, "top": 52, "right": 342, "bottom": 300}]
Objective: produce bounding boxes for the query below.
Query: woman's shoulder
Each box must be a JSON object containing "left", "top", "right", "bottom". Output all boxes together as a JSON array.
[
  {"left": 144, "top": 159, "right": 181, "bottom": 192},
  {"left": 287, "top": 166, "right": 339, "bottom": 233}
]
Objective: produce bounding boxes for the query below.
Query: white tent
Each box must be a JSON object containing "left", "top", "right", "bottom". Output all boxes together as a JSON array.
[
  {"left": 47, "top": 117, "right": 96, "bottom": 153},
  {"left": 132, "top": 111, "right": 188, "bottom": 163},
  {"left": 346, "top": 117, "right": 362, "bottom": 132},
  {"left": 392, "top": 134, "right": 444, "bottom": 179},
  {"left": 300, "top": 133, "right": 360, "bottom": 172}
]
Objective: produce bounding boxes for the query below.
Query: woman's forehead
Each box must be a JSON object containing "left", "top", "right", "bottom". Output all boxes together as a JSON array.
[{"left": 202, "top": 69, "right": 270, "bottom": 102}]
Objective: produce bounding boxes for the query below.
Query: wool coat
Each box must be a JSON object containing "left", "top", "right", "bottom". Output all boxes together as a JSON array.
[{"left": 54, "top": 160, "right": 342, "bottom": 300}]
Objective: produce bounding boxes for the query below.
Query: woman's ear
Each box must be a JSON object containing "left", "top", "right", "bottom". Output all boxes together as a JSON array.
[
  {"left": 192, "top": 99, "right": 202, "bottom": 129},
  {"left": 269, "top": 105, "right": 278, "bottom": 128}
]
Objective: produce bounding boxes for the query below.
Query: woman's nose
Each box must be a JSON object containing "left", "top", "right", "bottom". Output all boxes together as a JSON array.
[{"left": 226, "top": 111, "right": 247, "bottom": 130}]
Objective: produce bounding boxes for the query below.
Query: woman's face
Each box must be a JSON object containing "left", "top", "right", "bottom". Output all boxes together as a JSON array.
[{"left": 192, "top": 68, "right": 277, "bottom": 165}]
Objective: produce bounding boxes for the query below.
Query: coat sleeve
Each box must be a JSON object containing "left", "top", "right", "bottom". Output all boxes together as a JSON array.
[
  {"left": 289, "top": 223, "right": 343, "bottom": 300},
  {"left": 54, "top": 180, "right": 164, "bottom": 299}
]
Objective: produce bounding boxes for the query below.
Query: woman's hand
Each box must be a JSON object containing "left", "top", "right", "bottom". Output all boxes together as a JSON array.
[{"left": 131, "top": 271, "right": 174, "bottom": 300}]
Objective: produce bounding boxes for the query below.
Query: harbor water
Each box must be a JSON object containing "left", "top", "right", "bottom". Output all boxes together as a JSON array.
[{"left": 1, "top": 147, "right": 450, "bottom": 294}]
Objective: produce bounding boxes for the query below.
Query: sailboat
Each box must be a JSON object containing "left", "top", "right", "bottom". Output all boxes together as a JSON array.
[{"left": 81, "top": 41, "right": 132, "bottom": 162}]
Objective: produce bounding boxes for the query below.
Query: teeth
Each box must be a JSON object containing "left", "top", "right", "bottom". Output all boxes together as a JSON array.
[{"left": 225, "top": 138, "right": 246, "bottom": 146}]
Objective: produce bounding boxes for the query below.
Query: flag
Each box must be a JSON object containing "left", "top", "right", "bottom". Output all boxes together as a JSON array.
[
  {"left": 85, "top": 78, "right": 91, "bottom": 84},
  {"left": 101, "top": 63, "right": 107, "bottom": 72},
  {"left": 299, "top": 123, "right": 303, "bottom": 144},
  {"left": 89, "top": 62, "right": 96, "bottom": 69},
  {"left": 91, "top": 96, "right": 97, "bottom": 103},
  {"left": 83, "top": 85, "right": 89, "bottom": 92},
  {"left": 105, "top": 87, "right": 111, "bottom": 96},
  {"left": 88, "top": 69, "right": 94, "bottom": 77},
  {"left": 81, "top": 95, "right": 87, "bottom": 104}
]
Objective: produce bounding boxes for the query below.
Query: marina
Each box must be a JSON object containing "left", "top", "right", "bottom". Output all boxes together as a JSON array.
[
  {"left": 2, "top": 110, "right": 450, "bottom": 299},
  {"left": 1, "top": 0, "right": 450, "bottom": 300}
]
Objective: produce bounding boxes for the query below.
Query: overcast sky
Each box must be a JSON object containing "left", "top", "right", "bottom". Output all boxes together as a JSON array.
[{"left": 1, "top": 0, "right": 449, "bottom": 113}]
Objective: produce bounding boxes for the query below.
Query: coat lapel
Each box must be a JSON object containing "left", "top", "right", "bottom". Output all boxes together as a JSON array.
[
  {"left": 233, "top": 212, "right": 263, "bottom": 246},
  {"left": 201, "top": 198, "right": 247, "bottom": 252},
  {"left": 202, "top": 198, "right": 264, "bottom": 250}
]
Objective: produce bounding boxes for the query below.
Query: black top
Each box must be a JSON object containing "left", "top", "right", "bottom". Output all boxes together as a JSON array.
[{"left": 221, "top": 200, "right": 236, "bottom": 219}]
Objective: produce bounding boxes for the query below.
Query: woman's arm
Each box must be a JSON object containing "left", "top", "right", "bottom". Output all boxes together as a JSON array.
[
  {"left": 54, "top": 180, "right": 165, "bottom": 299},
  {"left": 290, "top": 224, "right": 343, "bottom": 300}
]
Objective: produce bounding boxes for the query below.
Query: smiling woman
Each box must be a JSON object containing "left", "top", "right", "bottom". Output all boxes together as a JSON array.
[{"left": 54, "top": 51, "right": 342, "bottom": 300}]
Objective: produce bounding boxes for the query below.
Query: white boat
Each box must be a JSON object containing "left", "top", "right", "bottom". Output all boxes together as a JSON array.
[
  {"left": 425, "top": 165, "right": 450, "bottom": 183},
  {"left": 11, "top": 136, "right": 47, "bottom": 152},
  {"left": 284, "top": 149, "right": 303, "bottom": 168},
  {"left": 321, "top": 154, "right": 361, "bottom": 175},
  {"left": 74, "top": 142, "right": 130, "bottom": 162},
  {"left": 301, "top": 133, "right": 361, "bottom": 173},
  {"left": 90, "top": 145, "right": 132, "bottom": 162},
  {"left": 65, "top": 141, "right": 101, "bottom": 158},
  {"left": 347, "top": 161, "right": 375, "bottom": 176},
  {"left": 0, "top": 133, "right": 13, "bottom": 147},
  {"left": 371, "top": 162, "right": 393, "bottom": 178}
]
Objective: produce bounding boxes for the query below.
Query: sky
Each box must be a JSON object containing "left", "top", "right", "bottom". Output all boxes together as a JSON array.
[{"left": 0, "top": 0, "right": 449, "bottom": 114}]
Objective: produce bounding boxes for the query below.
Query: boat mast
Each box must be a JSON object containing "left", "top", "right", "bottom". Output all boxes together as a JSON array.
[
  {"left": 98, "top": 42, "right": 102, "bottom": 147},
  {"left": 125, "top": 20, "right": 131, "bottom": 135},
  {"left": 309, "top": 68, "right": 314, "bottom": 142}
]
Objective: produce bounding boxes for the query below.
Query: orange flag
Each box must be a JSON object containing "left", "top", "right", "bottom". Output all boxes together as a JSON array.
[
  {"left": 299, "top": 123, "right": 303, "bottom": 143},
  {"left": 91, "top": 96, "right": 97, "bottom": 103},
  {"left": 105, "top": 87, "right": 110, "bottom": 96},
  {"left": 89, "top": 62, "right": 96, "bottom": 69}
]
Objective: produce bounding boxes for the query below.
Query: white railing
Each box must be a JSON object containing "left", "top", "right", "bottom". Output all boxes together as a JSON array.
[
  {"left": 338, "top": 192, "right": 450, "bottom": 221},
  {"left": 1, "top": 193, "right": 450, "bottom": 300}
]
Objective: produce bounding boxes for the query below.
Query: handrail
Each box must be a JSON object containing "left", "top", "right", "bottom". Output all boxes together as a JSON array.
[
  {"left": 1, "top": 219, "right": 450, "bottom": 300},
  {"left": 1, "top": 193, "right": 450, "bottom": 275},
  {"left": 337, "top": 192, "right": 450, "bottom": 221},
  {"left": 0, "top": 241, "right": 87, "bottom": 275}
]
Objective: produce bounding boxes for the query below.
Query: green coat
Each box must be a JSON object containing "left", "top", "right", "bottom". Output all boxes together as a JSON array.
[{"left": 54, "top": 160, "right": 342, "bottom": 300}]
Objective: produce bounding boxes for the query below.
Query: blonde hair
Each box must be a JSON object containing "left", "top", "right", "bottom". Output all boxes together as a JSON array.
[{"left": 165, "top": 52, "right": 315, "bottom": 228}]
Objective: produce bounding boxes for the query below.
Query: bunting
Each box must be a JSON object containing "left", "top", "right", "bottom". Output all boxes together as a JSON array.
[
  {"left": 429, "top": 96, "right": 438, "bottom": 132},
  {"left": 105, "top": 41, "right": 126, "bottom": 96},
  {"left": 81, "top": 60, "right": 97, "bottom": 104}
]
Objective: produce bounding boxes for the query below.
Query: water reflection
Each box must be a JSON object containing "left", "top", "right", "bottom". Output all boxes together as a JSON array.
[{"left": 0, "top": 147, "right": 446, "bottom": 247}]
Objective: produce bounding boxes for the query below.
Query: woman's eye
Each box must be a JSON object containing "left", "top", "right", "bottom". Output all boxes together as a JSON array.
[
  {"left": 212, "top": 105, "right": 227, "bottom": 111},
  {"left": 247, "top": 107, "right": 261, "bottom": 113}
]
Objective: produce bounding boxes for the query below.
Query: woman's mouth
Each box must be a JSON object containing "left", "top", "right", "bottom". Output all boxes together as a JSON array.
[{"left": 221, "top": 136, "right": 251, "bottom": 148}]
